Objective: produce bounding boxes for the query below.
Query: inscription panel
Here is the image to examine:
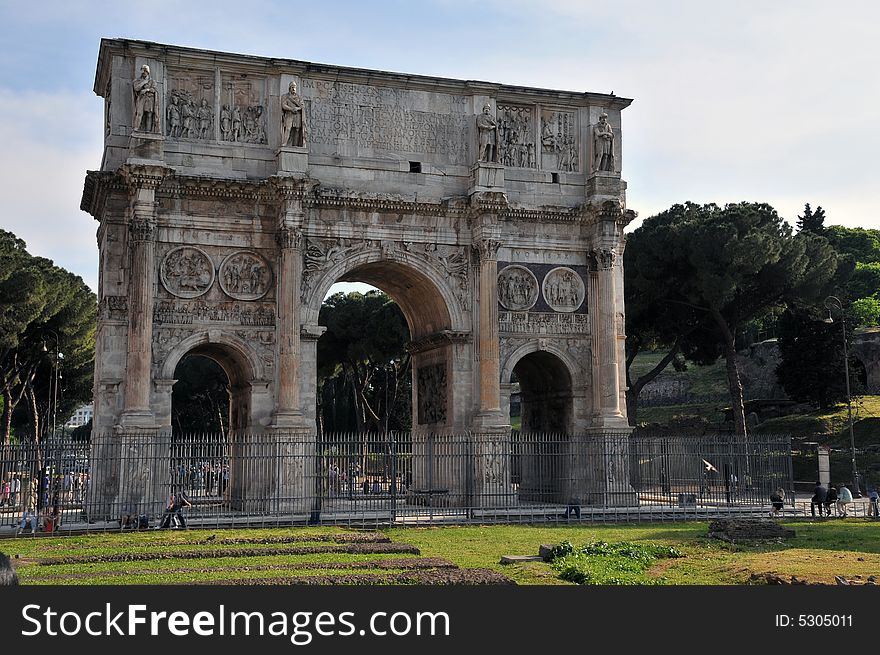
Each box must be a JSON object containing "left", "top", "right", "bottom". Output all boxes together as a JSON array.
[{"left": 301, "top": 79, "right": 472, "bottom": 164}]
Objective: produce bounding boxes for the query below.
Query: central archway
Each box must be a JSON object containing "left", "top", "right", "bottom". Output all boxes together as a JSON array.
[{"left": 305, "top": 252, "right": 468, "bottom": 432}]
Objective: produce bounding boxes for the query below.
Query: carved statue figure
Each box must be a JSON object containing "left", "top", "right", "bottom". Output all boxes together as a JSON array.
[
  {"left": 220, "top": 104, "right": 231, "bottom": 140},
  {"left": 181, "top": 98, "right": 195, "bottom": 139},
  {"left": 281, "top": 81, "right": 305, "bottom": 147},
  {"left": 231, "top": 106, "right": 242, "bottom": 142},
  {"left": 476, "top": 104, "right": 498, "bottom": 163},
  {"left": 197, "top": 98, "right": 213, "bottom": 139},
  {"left": 593, "top": 112, "right": 615, "bottom": 172},
  {"left": 132, "top": 65, "right": 159, "bottom": 133},
  {"left": 166, "top": 94, "right": 181, "bottom": 137}
]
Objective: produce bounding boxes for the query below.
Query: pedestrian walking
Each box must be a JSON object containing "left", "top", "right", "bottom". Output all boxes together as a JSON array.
[{"left": 868, "top": 486, "right": 879, "bottom": 519}]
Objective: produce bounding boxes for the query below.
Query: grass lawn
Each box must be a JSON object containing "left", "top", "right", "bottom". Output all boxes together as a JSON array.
[{"left": 4, "top": 520, "right": 878, "bottom": 586}]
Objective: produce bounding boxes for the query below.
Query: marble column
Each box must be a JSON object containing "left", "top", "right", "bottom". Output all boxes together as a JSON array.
[
  {"left": 119, "top": 176, "right": 161, "bottom": 427},
  {"left": 273, "top": 224, "right": 306, "bottom": 428},
  {"left": 591, "top": 247, "right": 624, "bottom": 424},
  {"left": 474, "top": 237, "right": 504, "bottom": 424}
]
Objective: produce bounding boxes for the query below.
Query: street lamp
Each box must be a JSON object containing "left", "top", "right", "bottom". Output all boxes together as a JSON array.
[
  {"left": 824, "top": 296, "right": 860, "bottom": 497},
  {"left": 41, "top": 331, "right": 63, "bottom": 439}
]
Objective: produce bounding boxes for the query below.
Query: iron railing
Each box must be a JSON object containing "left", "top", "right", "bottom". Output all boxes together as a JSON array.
[{"left": 0, "top": 432, "right": 795, "bottom": 532}]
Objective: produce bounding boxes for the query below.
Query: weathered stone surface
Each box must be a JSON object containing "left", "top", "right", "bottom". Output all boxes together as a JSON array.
[
  {"left": 82, "top": 38, "right": 639, "bottom": 514},
  {"left": 708, "top": 519, "right": 796, "bottom": 542}
]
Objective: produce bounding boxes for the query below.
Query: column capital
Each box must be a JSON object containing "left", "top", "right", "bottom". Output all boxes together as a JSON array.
[
  {"left": 473, "top": 238, "right": 502, "bottom": 263},
  {"left": 129, "top": 217, "right": 157, "bottom": 242},
  {"left": 277, "top": 225, "right": 303, "bottom": 250},
  {"left": 589, "top": 248, "right": 616, "bottom": 271}
]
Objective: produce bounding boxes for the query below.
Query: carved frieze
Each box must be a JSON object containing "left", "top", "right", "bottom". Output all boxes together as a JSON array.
[
  {"left": 160, "top": 246, "right": 214, "bottom": 299},
  {"left": 166, "top": 70, "right": 214, "bottom": 140},
  {"left": 153, "top": 327, "right": 196, "bottom": 361},
  {"left": 417, "top": 364, "right": 447, "bottom": 425},
  {"left": 540, "top": 110, "right": 577, "bottom": 172},
  {"left": 542, "top": 267, "right": 585, "bottom": 312},
  {"left": 234, "top": 329, "right": 276, "bottom": 372},
  {"left": 219, "top": 251, "right": 273, "bottom": 301},
  {"left": 498, "top": 265, "right": 539, "bottom": 311},
  {"left": 219, "top": 73, "right": 267, "bottom": 143},
  {"left": 154, "top": 299, "right": 275, "bottom": 326},
  {"left": 405, "top": 242, "right": 471, "bottom": 312},
  {"left": 497, "top": 104, "right": 536, "bottom": 169},
  {"left": 499, "top": 311, "right": 590, "bottom": 335},
  {"left": 99, "top": 296, "right": 128, "bottom": 321},
  {"left": 301, "top": 237, "right": 367, "bottom": 298}
]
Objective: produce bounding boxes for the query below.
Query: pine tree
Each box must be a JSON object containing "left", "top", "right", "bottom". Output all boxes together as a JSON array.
[{"left": 797, "top": 203, "right": 826, "bottom": 234}]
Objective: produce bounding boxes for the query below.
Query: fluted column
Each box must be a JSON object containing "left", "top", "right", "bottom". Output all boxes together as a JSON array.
[
  {"left": 591, "top": 247, "right": 624, "bottom": 423},
  {"left": 119, "top": 169, "right": 163, "bottom": 427},
  {"left": 274, "top": 224, "right": 305, "bottom": 427},
  {"left": 474, "top": 237, "right": 503, "bottom": 419}
]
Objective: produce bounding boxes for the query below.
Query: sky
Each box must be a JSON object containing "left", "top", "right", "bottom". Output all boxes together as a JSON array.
[{"left": 1, "top": 0, "right": 878, "bottom": 293}]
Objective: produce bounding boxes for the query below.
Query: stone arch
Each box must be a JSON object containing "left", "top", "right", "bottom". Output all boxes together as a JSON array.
[
  {"left": 304, "top": 249, "right": 469, "bottom": 429},
  {"left": 160, "top": 330, "right": 268, "bottom": 431},
  {"left": 503, "top": 342, "right": 577, "bottom": 434},
  {"left": 303, "top": 248, "right": 465, "bottom": 338}
]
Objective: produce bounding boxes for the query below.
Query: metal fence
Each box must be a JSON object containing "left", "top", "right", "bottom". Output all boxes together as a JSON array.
[{"left": 0, "top": 432, "right": 795, "bottom": 532}]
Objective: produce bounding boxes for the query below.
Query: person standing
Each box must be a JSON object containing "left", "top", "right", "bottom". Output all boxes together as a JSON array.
[
  {"left": 592, "top": 112, "right": 614, "bottom": 172},
  {"left": 811, "top": 481, "right": 827, "bottom": 517},
  {"left": 867, "top": 486, "right": 879, "bottom": 519}
]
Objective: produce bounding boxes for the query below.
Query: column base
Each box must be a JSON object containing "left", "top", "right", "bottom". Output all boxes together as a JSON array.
[
  {"left": 590, "top": 414, "right": 631, "bottom": 430},
  {"left": 277, "top": 146, "right": 308, "bottom": 174},
  {"left": 472, "top": 410, "right": 509, "bottom": 433},
  {"left": 116, "top": 409, "right": 156, "bottom": 429},
  {"left": 128, "top": 131, "right": 165, "bottom": 162},
  {"left": 469, "top": 162, "right": 505, "bottom": 194},
  {"left": 270, "top": 410, "right": 310, "bottom": 432}
]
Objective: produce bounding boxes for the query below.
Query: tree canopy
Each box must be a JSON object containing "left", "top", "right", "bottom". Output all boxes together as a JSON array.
[
  {"left": 0, "top": 230, "right": 96, "bottom": 442},
  {"left": 625, "top": 202, "right": 837, "bottom": 435},
  {"left": 317, "top": 291, "right": 411, "bottom": 434}
]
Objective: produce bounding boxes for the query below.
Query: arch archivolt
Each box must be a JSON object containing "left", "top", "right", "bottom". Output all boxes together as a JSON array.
[
  {"left": 159, "top": 329, "right": 266, "bottom": 384},
  {"left": 302, "top": 241, "right": 469, "bottom": 337},
  {"left": 501, "top": 338, "right": 584, "bottom": 389}
]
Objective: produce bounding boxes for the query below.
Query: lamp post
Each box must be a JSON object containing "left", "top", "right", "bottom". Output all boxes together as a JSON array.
[
  {"left": 824, "top": 296, "right": 860, "bottom": 497},
  {"left": 41, "top": 331, "right": 62, "bottom": 439}
]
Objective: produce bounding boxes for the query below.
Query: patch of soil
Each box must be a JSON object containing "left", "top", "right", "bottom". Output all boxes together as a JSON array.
[
  {"left": 23, "top": 557, "right": 459, "bottom": 581},
  {"left": 39, "top": 542, "right": 421, "bottom": 565},
  {"left": 202, "top": 568, "right": 514, "bottom": 585}
]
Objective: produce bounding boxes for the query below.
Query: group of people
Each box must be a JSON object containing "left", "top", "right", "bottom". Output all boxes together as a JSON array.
[{"left": 811, "top": 482, "right": 856, "bottom": 517}]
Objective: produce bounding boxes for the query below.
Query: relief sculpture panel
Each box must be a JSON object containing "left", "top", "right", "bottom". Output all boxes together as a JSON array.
[
  {"left": 497, "top": 104, "right": 536, "bottom": 169},
  {"left": 220, "top": 75, "right": 267, "bottom": 144},
  {"left": 166, "top": 70, "right": 215, "bottom": 140},
  {"left": 542, "top": 267, "right": 585, "bottom": 313},
  {"left": 219, "top": 251, "right": 273, "bottom": 301},
  {"left": 498, "top": 265, "right": 539, "bottom": 311},
  {"left": 160, "top": 246, "right": 214, "bottom": 299},
  {"left": 417, "top": 363, "right": 447, "bottom": 425},
  {"left": 540, "top": 109, "right": 578, "bottom": 172}
]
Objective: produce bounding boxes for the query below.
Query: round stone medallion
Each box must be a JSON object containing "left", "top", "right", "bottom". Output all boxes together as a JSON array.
[
  {"left": 219, "top": 251, "right": 274, "bottom": 301},
  {"left": 160, "top": 246, "right": 214, "bottom": 299},
  {"left": 542, "top": 266, "right": 585, "bottom": 312},
  {"left": 497, "top": 265, "right": 539, "bottom": 311}
]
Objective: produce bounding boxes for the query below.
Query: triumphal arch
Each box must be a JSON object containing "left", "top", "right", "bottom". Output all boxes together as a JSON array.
[{"left": 81, "top": 39, "right": 637, "bottom": 515}]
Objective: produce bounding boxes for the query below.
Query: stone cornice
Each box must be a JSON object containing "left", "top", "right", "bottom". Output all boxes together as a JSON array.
[
  {"left": 406, "top": 330, "right": 471, "bottom": 354},
  {"left": 95, "top": 38, "right": 633, "bottom": 111},
  {"left": 81, "top": 170, "right": 124, "bottom": 219}
]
